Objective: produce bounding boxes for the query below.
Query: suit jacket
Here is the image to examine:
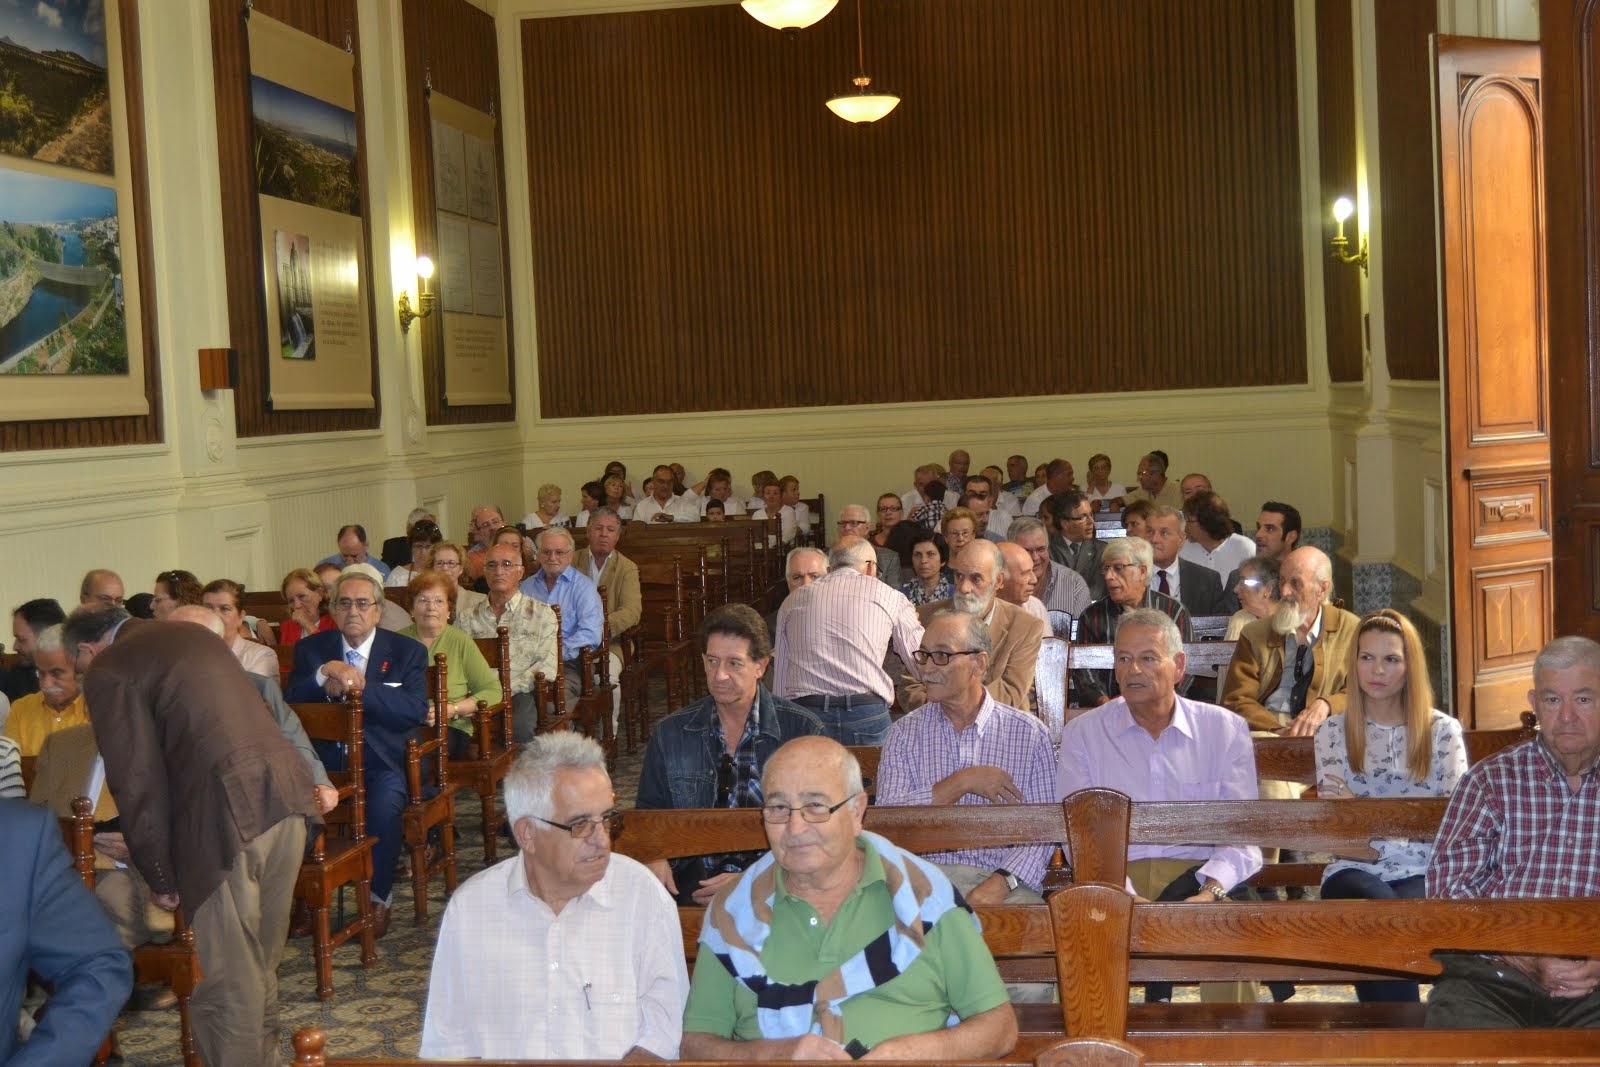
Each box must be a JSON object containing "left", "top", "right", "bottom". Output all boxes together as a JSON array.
[
  {"left": 0, "top": 798, "right": 132, "bottom": 1066},
  {"left": 285, "top": 626, "right": 429, "bottom": 778},
  {"left": 875, "top": 546, "right": 903, "bottom": 590},
  {"left": 82, "top": 620, "right": 318, "bottom": 919},
  {"left": 577, "top": 549, "right": 643, "bottom": 653},
  {"left": 380, "top": 534, "right": 410, "bottom": 570},
  {"left": 1222, "top": 605, "right": 1361, "bottom": 732},
  {"left": 1050, "top": 535, "right": 1106, "bottom": 600},
  {"left": 249, "top": 674, "right": 333, "bottom": 789},
  {"left": 902, "top": 597, "right": 1044, "bottom": 711},
  {"left": 1161, "top": 558, "right": 1225, "bottom": 618}
]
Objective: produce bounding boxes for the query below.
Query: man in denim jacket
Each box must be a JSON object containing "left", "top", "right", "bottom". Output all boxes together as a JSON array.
[{"left": 636, "top": 603, "right": 824, "bottom": 904}]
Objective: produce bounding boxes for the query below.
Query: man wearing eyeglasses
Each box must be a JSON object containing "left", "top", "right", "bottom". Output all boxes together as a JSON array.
[
  {"left": 637, "top": 604, "right": 823, "bottom": 904},
  {"left": 285, "top": 565, "right": 428, "bottom": 938},
  {"left": 456, "top": 542, "right": 559, "bottom": 743},
  {"left": 1070, "top": 537, "right": 1193, "bottom": 707},
  {"left": 423, "top": 733, "right": 688, "bottom": 1059},
  {"left": 1046, "top": 489, "right": 1106, "bottom": 600},
  {"left": 835, "top": 504, "right": 901, "bottom": 587},
  {"left": 682, "top": 735, "right": 1017, "bottom": 1061},
  {"left": 77, "top": 569, "right": 125, "bottom": 610},
  {"left": 520, "top": 526, "right": 605, "bottom": 705}
]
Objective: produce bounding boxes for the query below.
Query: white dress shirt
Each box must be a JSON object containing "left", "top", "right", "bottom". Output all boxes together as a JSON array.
[
  {"left": 634, "top": 494, "right": 700, "bottom": 524},
  {"left": 1022, "top": 484, "right": 1052, "bottom": 516},
  {"left": 749, "top": 503, "right": 798, "bottom": 545},
  {"left": 1179, "top": 532, "right": 1257, "bottom": 584},
  {"left": 420, "top": 852, "right": 688, "bottom": 1059}
]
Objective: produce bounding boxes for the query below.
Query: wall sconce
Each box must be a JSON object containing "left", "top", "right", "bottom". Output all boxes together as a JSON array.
[
  {"left": 397, "top": 255, "right": 436, "bottom": 334},
  {"left": 1329, "top": 197, "right": 1369, "bottom": 276}
]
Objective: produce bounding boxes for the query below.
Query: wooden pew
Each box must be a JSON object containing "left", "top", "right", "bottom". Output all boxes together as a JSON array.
[{"left": 454, "top": 627, "right": 519, "bottom": 865}]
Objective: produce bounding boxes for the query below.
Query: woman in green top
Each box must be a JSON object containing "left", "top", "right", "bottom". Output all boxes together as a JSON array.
[{"left": 401, "top": 569, "right": 502, "bottom": 761}]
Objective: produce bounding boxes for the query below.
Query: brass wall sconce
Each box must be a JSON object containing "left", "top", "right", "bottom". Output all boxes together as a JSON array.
[
  {"left": 398, "top": 255, "right": 436, "bottom": 334},
  {"left": 1329, "top": 196, "right": 1369, "bottom": 276}
]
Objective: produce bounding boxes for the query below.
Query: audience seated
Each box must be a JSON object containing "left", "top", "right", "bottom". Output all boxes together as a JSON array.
[
  {"left": 600, "top": 475, "right": 635, "bottom": 522},
  {"left": 456, "top": 540, "right": 559, "bottom": 741},
  {"left": 4, "top": 597, "right": 64, "bottom": 702},
  {"left": 995, "top": 542, "right": 1049, "bottom": 625},
  {"left": 572, "top": 480, "right": 604, "bottom": 528},
  {"left": 1146, "top": 505, "right": 1226, "bottom": 617},
  {"left": 464, "top": 504, "right": 507, "bottom": 586},
  {"left": 1121, "top": 497, "right": 1157, "bottom": 540},
  {"left": 574, "top": 508, "right": 638, "bottom": 727},
  {"left": 962, "top": 473, "right": 1016, "bottom": 532},
  {"left": 944, "top": 449, "right": 971, "bottom": 496},
  {"left": 836, "top": 505, "right": 900, "bottom": 586},
  {"left": 78, "top": 568, "right": 125, "bottom": 609},
  {"left": 199, "top": 578, "right": 277, "bottom": 678},
  {"left": 1225, "top": 555, "right": 1281, "bottom": 639},
  {"left": 1220, "top": 499, "right": 1304, "bottom": 611},
  {"left": 1003, "top": 453, "right": 1032, "bottom": 501},
  {"left": 959, "top": 492, "right": 1004, "bottom": 545},
  {"left": 150, "top": 568, "right": 200, "bottom": 619},
  {"left": 521, "top": 482, "right": 570, "bottom": 530},
  {"left": 520, "top": 527, "right": 605, "bottom": 703},
  {"left": 1181, "top": 490, "right": 1257, "bottom": 584},
  {"left": 690, "top": 468, "right": 746, "bottom": 518},
  {"left": 318, "top": 524, "right": 391, "bottom": 580},
  {"left": 400, "top": 570, "right": 501, "bottom": 761},
  {"left": 902, "top": 541, "right": 1043, "bottom": 713},
  {"left": 940, "top": 505, "right": 977, "bottom": 558},
  {"left": 382, "top": 507, "right": 436, "bottom": 569},
  {"left": 636, "top": 604, "right": 824, "bottom": 904},
  {"left": 679, "top": 735, "right": 1018, "bottom": 1062},
  {"left": 1047, "top": 489, "right": 1106, "bottom": 600},
  {"left": 1222, "top": 545, "right": 1357, "bottom": 737},
  {"left": 905, "top": 469, "right": 952, "bottom": 531},
  {"left": 1008, "top": 516, "right": 1091, "bottom": 617},
  {"left": 385, "top": 519, "right": 441, "bottom": 588},
  {"left": 422, "top": 733, "right": 687, "bottom": 1058},
  {"left": 1425, "top": 633, "right": 1600, "bottom": 1028},
  {"left": 1316, "top": 609, "right": 1466, "bottom": 1003},
  {"left": 779, "top": 475, "right": 811, "bottom": 536},
  {"left": 749, "top": 478, "right": 799, "bottom": 545},
  {"left": 1179, "top": 471, "right": 1213, "bottom": 501},
  {"left": 1083, "top": 452, "right": 1125, "bottom": 504},
  {"left": 427, "top": 541, "right": 484, "bottom": 619},
  {"left": 1022, "top": 458, "right": 1074, "bottom": 516},
  {"left": 901, "top": 462, "right": 947, "bottom": 515},
  {"left": 278, "top": 567, "right": 335, "bottom": 647},
  {"left": 900, "top": 527, "right": 953, "bottom": 607},
  {"left": 636, "top": 464, "right": 700, "bottom": 524},
  {"left": 0, "top": 737, "right": 18, "bottom": 797},
  {"left": 1, "top": 624, "right": 89, "bottom": 758},
  {"left": 1071, "top": 536, "right": 1193, "bottom": 707},
  {"left": 773, "top": 538, "right": 922, "bottom": 744},
  {"left": 1122, "top": 452, "right": 1183, "bottom": 509}
]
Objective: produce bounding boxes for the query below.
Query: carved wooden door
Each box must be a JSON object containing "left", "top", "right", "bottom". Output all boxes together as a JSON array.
[{"left": 1437, "top": 35, "right": 1548, "bottom": 728}]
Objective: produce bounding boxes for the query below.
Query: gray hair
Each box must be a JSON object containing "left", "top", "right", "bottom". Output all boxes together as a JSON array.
[
  {"left": 787, "top": 546, "right": 827, "bottom": 571},
  {"left": 958, "top": 538, "right": 1007, "bottom": 581},
  {"left": 1006, "top": 515, "right": 1046, "bottom": 540},
  {"left": 1238, "top": 555, "right": 1281, "bottom": 598},
  {"left": 33, "top": 623, "right": 65, "bottom": 655},
  {"left": 828, "top": 539, "right": 877, "bottom": 572},
  {"left": 535, "top": 525, "right": 575, "bottom": 551},
  {"left": 926, "top": 608, "right": 991, "bottom": 656},
  {"left": 1533, "top": 636, "right": 1600, "bottom": 686},
  {"left": 504, "top": 732, "right": 609, "bottom": 824},
  {"left": 333, "top": 566, "right": 384, "bottom": 604},
  {"left": 588, "top": 506, "right": 621, "bottom": 525},
  {"left": 62, "top": 606, "right": 131, "bottom": 652},
  {"left": 1101, "top": 535, "right": 1154, "bottom": 571},
  {"left": 1115, "top": 608, "right": 1183, "bottom": 659},
  {"left": 839, "top": 503, "right": 870, "bottom": 523},
  {"left": 1150, "top": 504, "right": 1186, "bottom": 524},
  {"left": 760, "top": 740, "right": 865, "bottom": 800},
  {"left": 406, "top": 507, "right": 433, "bottom": 528}
]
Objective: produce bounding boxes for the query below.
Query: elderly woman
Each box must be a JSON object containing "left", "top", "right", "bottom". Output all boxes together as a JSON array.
[
  {"left": 279, "top": 567, "right": 335, "bottom": 647},
  {"left": 150, "top": 569, "right": 202, "bottom": 620},
  {"left": 900, "top": 528, "right": 953, "bottom": 606},
  {"left": 201, "top": 578, "right": 278, "bottom": 678},
  {"left": 401, "top": 571, "right": 503, "bottom": 760},
  {"left": 522, "top": 483, "right": 569, "bottom": 530},
  {"left": 387, "top": 520, "right": 442, "bottom": 588},
  {"left": 1226, "top": 556, "right": 1281, "bottom": 639},
  {"left": 940, "top": 506, "right": 978, "bottom": 558}
]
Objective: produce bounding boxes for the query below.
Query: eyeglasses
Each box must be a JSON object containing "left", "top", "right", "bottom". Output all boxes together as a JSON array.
[
  {"left": 93, "top": 594, "right": 125, "bottom": 607},
  {"left": 413, "top": 595, "right": 449, "bottom": 608},
  {"left": 1102, "top": 562, "right": 1140, "bottom": 577},
  {"left": 530, "top": 810, "right": 623, "bottom": 840},
  {"left": 878, "top": 503, "right": 902, "bottom": 512},
  {"left": 760, "top": 794, "right": 859, "bottom": 824},
  {"left": 335, "top": 598, "right": 377, "bottom": 612},
  {"left": 433, "top": 559, "right": 462, "bottom": 570},
  {"left": 837, "top": 519, "right": 868, "bottom": 528},
  {"left": 483, "top": 560, "right": 521, "bottom": 570},
  {"left": 911, "top": 648, "right": 984, "bottom": 666},
  {"left": 1238, "top": 577, "right": 1266, "bottom": 590}
]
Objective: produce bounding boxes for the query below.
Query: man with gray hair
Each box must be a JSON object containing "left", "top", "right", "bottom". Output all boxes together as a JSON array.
[
  {"left": 521, "top": 525, "right": 606, "bottom": 703},
  {"left": 1071, "top": 537, "right": 1193, "bottom": 706},
  {"left": 904, "top": 541, "right": 1044, "bottom": 712},
  {"left": 773, "top": 536, "right": 923, "bottom": 744},
  {"left": 835, "top": 504, "right": 902, "bottom": 587},
  {"left": 1424, "top": 635, "right": 1600, "bottom": 1028},
  {"left": 422, "top": 733, "right": 687, "bottom": 1058},
  {"left": 1008, "top": 516, "right": 1092, "bottom": 617}
]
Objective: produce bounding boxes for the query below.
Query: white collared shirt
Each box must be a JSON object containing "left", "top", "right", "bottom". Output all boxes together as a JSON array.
[
  {"left": 313, "top": 627, "right": 377, "bottom": 687},
  {"left": 421, "top": 851, "right": 688, "bottom": 1059}
]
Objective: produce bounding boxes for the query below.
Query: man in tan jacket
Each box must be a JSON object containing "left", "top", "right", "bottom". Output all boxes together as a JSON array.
[{"left": 576, "top": 507, "right": 640, "bottom": 730}]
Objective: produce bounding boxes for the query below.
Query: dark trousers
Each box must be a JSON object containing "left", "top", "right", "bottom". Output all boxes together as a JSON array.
[
  {"left": 1429, "top": 953, "right": 1600, "bottom": 1028},
  {"left": 364, "top": 762, "right": 407, "bottom": 904},
  {"left": 1320, "top": 869, "right": 1425, "bottom": 1003},
  {"left": 1143, "top": 865, "right": 1294, "bottom": 1004}
]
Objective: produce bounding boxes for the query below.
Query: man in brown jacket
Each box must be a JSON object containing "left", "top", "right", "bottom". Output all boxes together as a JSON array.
[
  {"left": 575, "top": 507, "right": 639, "bottom": 731},
  {"left": 66, "top": 607, "right": 318, "bottom": 1066}
]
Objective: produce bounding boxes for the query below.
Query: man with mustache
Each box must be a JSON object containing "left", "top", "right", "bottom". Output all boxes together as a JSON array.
[
  {"left": 2, "top": 624, "right": 89, "bottom": 758},
  {"left": 1221, "top": 545, "right": 1358, "bottom": 737}
]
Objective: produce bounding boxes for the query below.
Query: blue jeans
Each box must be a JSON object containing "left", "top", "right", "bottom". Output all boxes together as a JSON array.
[
  {"left": 790, "top": 694, "right": 891, "bottom": 745},
  {"left": 1320, "top": 869, "right": 1425, "bottom": 1003}
]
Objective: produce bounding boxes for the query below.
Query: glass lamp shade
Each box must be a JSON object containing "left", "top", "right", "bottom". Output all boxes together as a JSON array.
[
  {"left": 826, "top": 82, "right": 901, "bottom": 123},
  {"left": 742, "top": 0, "right": 838, "bottom": 31}
]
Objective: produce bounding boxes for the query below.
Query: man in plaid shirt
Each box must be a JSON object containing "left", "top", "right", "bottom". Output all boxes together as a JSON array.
[{"left": 1425, "top": 635, "right": 1600, "bottom": 1028}]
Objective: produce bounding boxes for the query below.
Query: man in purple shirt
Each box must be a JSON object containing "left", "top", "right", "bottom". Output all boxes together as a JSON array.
[{"left": 1057, "top": 607, "right": 1270, "bottom": 1004}]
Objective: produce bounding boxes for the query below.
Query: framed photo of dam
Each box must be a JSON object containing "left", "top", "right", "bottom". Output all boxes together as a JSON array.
[
  {"left": 0, "top": 0, "right": 151, "bottom": 423},
  {"left": 249, "top": 12, "right": 372, "bottom": 411}
]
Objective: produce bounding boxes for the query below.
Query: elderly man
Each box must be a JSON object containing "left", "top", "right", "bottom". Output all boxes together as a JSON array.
[
  {"left": 638, "top": 604, "right": 824, "bottom": 904},
  {"left": 423, "top": 733, "right": 688, "bottom": 1058},
  {"left": 903, "top": 541, "right": 1043, "bottom": 712},
  {"left": 1146, "top": 506, "right": 1225, "bottom": 617},
  {"left": 458, "top": 539, "right": 560, "bottom": 738},
  {"left": 1022, "top": 458, "right": 1074, "bottom": 517},
  {"left": 1008, "top": 516, "right": 1092, "bottom": 618},
  {"left": 996, "top": 542, "right": 1049, "bottom": 625},
  {"left": 78, "top": 569, "right": 125, "bottom": 609},
  {"left": 1425, "top": 635, "right": 1600, "bottom": 1028},
  {"left": 67, "top": 606, "right": 319, "bottom": 1064},
  {"left": 636, "top": 463, "right": 700, "bottom": 523},
  {"left": 879, "top": 611, "right": 1054, "bottom": 906},
  {"left": 576, "top": 507, "right": 639, "bottom": 726},
  {"left": 1121, "top": 453, "right": 1184, "bottom": 509},
  {"left": 1058, "top": 608, "right": 1265, "bottom": 1002},
  {"left": 1221, "top": 545, "right": 1357, "bottom": 737},
  {"left": 521, "top": 526, "right": 606, "bottom": 702},
  {"left": 944, "top": 449, "right": 972, "bottom": 495},
  {"left": 2, "top": 624, "right": 89, "bottom": 758},
  {"left": 317, "top": 524, "right": 392, "bottom": 579},
  {"left": 680, "top": 736, "right": 1017, "bottom": 1061},
  {"left": 835, "top": 504, "right": 901, "bottom": 587},
  {"left": 773, "top": 537, "right": 923, "bottom": 744},
  {"left": 285, "top": 567, "right": 428, "bottom": 937},
  {"left": 4, "top": 597, "right": 64, "bottom": 701},
  {"left": 1046, "top": 489, "right": 1105, "bottom": 600},
  {"left": 1071, "top": 537, "right": 1193, "bottom": 706}
]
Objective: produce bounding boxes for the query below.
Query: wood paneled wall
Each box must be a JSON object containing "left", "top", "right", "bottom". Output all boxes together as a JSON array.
[
  {"left": 520, "top": 0, "right": 1306, "bottom": 420},
  {"left": 1315, "top": 0, "right": 1362, "bottom": 383},
  {"left": 2, "top": 0, "right": 163, "bottom": 452},
  {"left": 400, "top": 0, "right": 516, "bottom": 426},
  {"left": 209, "top": 0, "right": 381, "bottom": 437},
  {"left": 1375, "top": 0, "right": 1440, "bottom": 381}
]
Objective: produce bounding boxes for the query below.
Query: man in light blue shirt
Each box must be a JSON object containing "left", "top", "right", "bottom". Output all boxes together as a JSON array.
[
  {"left": 520, "top": 526, "right": 604, "bottom": 700},
  {"left": 317, "top": 524, "right": 392, "bottom": 580}
]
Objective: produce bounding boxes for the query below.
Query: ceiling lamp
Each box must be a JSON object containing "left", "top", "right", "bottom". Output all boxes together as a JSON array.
[
  {"left": 826, "top": 0, "right": 899, "bottom": 123},
  {"left": 741, "top": 0, "right": 837, "bottom": 32}
]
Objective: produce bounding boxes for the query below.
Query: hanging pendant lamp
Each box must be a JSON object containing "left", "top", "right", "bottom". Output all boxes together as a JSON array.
[
  {"left": 826, "top": 0, "right": 899, "bottom": 123},
  {"left": 741, "top": 0, "right": 837, "bottom": 32}
]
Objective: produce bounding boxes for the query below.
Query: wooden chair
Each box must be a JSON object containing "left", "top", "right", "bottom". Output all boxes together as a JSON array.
[
  {"left": 573, "top": 590, "right": 619, "bottom": 766},
  {"left": 289, "top": 695, "right": 378, "bottom": 1000},
  {"left": 1189, "top": 614, "right": 1232, "bottom": 640},
  {"left": 455, "top": 626, "right": 519, "bottom": 865},
  {"left": 635, "top": 555, "right": 693, "bottom": 717},
  {"left": 1036, "top": 636, "right": 1070, "bottom": 742},
  {"left": 403, "top": 656, "right": 459, "bottom": 923},
  {"left": 1046, "top": 609, "right": 1073, "bottom": 641}
]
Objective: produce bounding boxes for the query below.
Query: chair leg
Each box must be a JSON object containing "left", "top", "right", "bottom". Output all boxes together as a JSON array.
[
  {"left": 356, "top": 874, "right": 377, "bottom": 967},
  {"left": 480, "top": 784, "right": 499, "bottom": 865},
  {"left": 410, "top": 838, "right": 428, "bottom": 924},
  {"left": 177, "top": 989, "right": 200, "bottom": 1067},
  {"left": 442, "top": 813, "right": 458, "bottom": 897},
  {"left": 312, "top": 903, "right": 334, "bottom": 1000}
]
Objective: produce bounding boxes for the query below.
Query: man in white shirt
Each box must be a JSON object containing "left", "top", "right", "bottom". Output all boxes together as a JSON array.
[
  {"left": 1146, "top": 506, "right": 1225, "bottom": 617},
  {"left": 635, "top": 464, "right": 700, "bottom": 524},
  {"left": 421, "top": 733, "right": 688, "bottom": 1059},
  {"left": 1021, "top": 459, "right": 1075, "bottom": 517}
]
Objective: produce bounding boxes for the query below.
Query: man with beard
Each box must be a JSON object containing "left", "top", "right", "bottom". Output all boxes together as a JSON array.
[
  {"left": 1222, "top": 546, "right": 1358, "bottom": 737},
  {"left": 902, "top": 541, "right": 1043, "bottom": 712}
]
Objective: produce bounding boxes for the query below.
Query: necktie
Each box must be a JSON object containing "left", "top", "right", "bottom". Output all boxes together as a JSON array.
[
  {"left": 1288, "top": 644, "right": 1313, "bottom": 715},
  {"left": 346, "top": 649, "right": 364, "bottom": 670},
  {"left": 1158, "top": 570, "right": 1170, "bottom": 596}
]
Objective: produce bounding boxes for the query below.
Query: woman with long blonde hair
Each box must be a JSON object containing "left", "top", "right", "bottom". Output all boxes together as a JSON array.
[{"left": 1314, "top": 608, "right": 1467, "bottom": 1002}]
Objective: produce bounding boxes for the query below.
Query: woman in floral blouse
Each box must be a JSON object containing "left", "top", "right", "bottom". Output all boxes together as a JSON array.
[
  {"left": 900, "top": 527, "right": 953, "bottom": 606},
  {"left": 1314, "top": 608, "right": 1468, "bottom": 1003}
]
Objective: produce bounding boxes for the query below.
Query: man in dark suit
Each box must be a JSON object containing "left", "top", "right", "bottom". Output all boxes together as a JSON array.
[
  {"left": 0, "top": 798, "right": 132, "bottom": 1064},
  {"left": 284, "top": 565, "right": 428, "bottom": 938},
  {"left": 1147, "top": 507, "right": 1226, "bottom": 617},
  {"left": 66, "top": 607, "right": 317, "bottom": 1066},
  {"left": 1047, "top": 490, "right": 1106, "bottom": 600}
]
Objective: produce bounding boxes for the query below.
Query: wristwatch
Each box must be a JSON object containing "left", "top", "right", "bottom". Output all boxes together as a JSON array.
[
  {"left": 995, "top": 868, "right": 1020, "bottom": 893},
  {"left": 1203, "top": 880, "right": 1227, "bottom": 900}
]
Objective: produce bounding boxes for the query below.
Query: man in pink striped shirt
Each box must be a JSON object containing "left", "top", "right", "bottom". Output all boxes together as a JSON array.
[{"left": 772, "top": 538, "right": 923, "bottom": 744}]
